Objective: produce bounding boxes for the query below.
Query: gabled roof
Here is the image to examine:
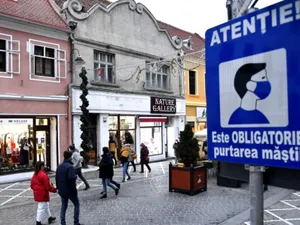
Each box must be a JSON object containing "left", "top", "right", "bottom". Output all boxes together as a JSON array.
[
  {"left": 0, "top": 0, "right": 69, "bottom": 31},
  {"left": 54, "top": 0, "right": 111, "bottom": 9},
  {"left": 157, "top": 20, "right": 205, "bottom": 54}
]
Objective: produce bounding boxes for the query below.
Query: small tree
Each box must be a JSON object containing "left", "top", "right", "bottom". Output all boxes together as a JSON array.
[
  {"left": 175, "top": 124, "right": 199, "bottom": 167},
  {"left": 79, "top": 67, "right": 90, "bottom": 165}
]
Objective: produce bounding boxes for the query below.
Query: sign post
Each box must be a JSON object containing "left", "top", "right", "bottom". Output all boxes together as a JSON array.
[{"left": 205, "top": 1, "right": 300, "bottom": 224}]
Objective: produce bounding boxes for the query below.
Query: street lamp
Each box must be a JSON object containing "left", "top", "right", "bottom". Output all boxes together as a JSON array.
[{"left": 74, "top": 48, "right": 85, "bottom": 66}]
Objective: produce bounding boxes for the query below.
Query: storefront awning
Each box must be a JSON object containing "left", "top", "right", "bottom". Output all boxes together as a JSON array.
[{"left": 139, "top": 117, "right": 168, "bottom": 122}]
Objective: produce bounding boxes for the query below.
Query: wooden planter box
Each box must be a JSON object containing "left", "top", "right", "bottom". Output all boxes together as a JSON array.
[{"left": 169, "top": 162, "right": 207, "bottom": 196}]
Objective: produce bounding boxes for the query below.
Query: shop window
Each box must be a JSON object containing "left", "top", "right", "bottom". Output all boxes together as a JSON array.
[
  {"left": 145, "top": 62, "right": 170, "bottom": 90},
  {"left": 0, "top": 118, "right": 34, "bottom": 173},
  {"left": 140, "top": 122, "right": 162, "bottom": 156},
  {"left": 120, "top": 116, "right": 135, "bottom": 129},
  {"left": 189, "top": 70, "right": 196, "bottom": 95},
  {"left": 94, "top": 51, "right": 115, "bottom": 84},
  {"left": 36, "top": 118, "right": 48, "bottom": 126},
  {"left": 120, "top": 130, "right": 135, "bottom": 147},
  {"left": 109, "top": 116, "right": 118, "bottom": 130}
]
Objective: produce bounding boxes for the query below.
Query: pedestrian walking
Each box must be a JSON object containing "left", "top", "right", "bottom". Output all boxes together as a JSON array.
[
  {"left": 56, "top": 151, "right": 83, "bottom": 225},
  {"left": 99, "top": 147, "right": 119, "bottom": 199},
  {"left": 30, "top": 161, "right": 57, "bottom": 225},
  {"left": 127, "top": 146, "right": 136, "bottom": 172},
  {"left": 140, "top": 143, "right": 151, "bottom": 173},
  {"left": 120, "top": 144, "right": 131, "bottom": 182},
  {"left": 70, "top": 144, "right": 90, "bottom": 190}
]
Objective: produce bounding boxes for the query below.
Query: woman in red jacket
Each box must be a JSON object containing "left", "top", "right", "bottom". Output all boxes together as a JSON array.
[{"left": 30, "top": 161, "right": 57, "bottom": 225}]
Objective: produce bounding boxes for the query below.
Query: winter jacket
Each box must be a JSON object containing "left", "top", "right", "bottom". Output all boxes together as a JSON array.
[
  {"left": 30, "top": 170, "right": 56, "bottom": 202},
  {"left": 140, "top": 145, "right": 150, "bottom": 163},
  {"left": 55, "top": 159, "right": 77, "bottom": 198},
  {"left": 120, "top": 146, "right": 130, "bottom": 163},
  {"left": 72, "top": 149, "right": 83, "bottom": 169},
  {"left": 99, "top": 153, "right": 114, "bottom": 179}
]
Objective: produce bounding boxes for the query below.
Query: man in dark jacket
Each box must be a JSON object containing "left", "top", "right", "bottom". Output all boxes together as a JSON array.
[{"left": 56, "top": 151, "right": 83, "bottom": 225}]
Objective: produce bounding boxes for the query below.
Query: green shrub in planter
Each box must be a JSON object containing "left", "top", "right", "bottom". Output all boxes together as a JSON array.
[{"left": 175, "top": 124, "right": 200, "bottom": 167}]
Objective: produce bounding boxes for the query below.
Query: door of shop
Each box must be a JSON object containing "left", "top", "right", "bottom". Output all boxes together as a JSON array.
[
  {"left": 108, "top": 115, "right": 136, "bottom": 157},
  {"left": 35, "top": 119, "right": 51, "bottom": 170}
]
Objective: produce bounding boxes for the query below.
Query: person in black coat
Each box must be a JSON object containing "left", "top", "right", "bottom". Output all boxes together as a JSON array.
[
  {"left": 99, "top": 147, "right": 119, "bottom": 199},
  {"left": 55, "top": 151, "right": 83, "bottom": 225}
]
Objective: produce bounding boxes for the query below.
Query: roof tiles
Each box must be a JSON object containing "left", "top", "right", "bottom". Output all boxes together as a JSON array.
[{"left": 0, "top": 0, "right": 69, "bottom": 31}]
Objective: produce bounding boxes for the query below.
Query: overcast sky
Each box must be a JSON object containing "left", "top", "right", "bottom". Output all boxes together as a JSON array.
[{"left": 112, "top": 0, "right": 281, "bottom": 38}]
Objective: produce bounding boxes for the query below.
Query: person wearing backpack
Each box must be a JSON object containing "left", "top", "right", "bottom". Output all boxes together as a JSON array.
[{"left": 30, "top": 161, "right": 57, "bottom": 225}]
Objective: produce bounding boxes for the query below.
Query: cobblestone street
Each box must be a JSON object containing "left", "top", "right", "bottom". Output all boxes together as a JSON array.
[{"left": 0, "top": 160, "right": 290, "bottom": 225}]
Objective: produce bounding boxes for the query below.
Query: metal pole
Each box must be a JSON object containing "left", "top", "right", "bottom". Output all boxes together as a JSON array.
[{"left": 249, "top": 166, "right": 264, "bottom": 225}]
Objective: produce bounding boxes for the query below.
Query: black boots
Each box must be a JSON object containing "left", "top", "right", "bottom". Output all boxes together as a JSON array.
[
  {"left": 48, "top": 217, "right": 56, "bottom": 224},
  {"left": 83, "top": 186, "right": 90, "bottom": 191},
  {"left": 36, "top": 216, "right": 56, "bottom": 225},
  {"left": 100, "top": 193, "right": 107, "bottom": 199}
]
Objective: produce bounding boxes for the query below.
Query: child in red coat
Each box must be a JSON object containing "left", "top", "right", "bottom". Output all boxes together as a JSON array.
[{"left": 31, "top": 161, "right": 57, "bottom": 225}]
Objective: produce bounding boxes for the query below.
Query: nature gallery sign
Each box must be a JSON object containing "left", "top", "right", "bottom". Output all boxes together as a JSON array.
[{"left": 150, "top": 97, "right": 176, "bottom": 114}]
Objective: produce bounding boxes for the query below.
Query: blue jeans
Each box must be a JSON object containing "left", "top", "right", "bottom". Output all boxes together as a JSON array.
[
  {"left": 122, "top": 161, "right": 130, "bottom": 178},
  {"left": 102, "top": 178, "right": 117, "bottom": 193},
  {"left": 60, "top": 196, "right": 80, "bottom": 225}
]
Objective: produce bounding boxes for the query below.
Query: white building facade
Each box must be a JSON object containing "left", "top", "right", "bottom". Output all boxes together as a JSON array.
[{"left": 60, "top": 0, "right": 186, "bottom": 163}]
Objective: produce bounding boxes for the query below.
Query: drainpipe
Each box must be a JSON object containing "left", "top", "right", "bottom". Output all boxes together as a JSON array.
[
  {"left": 68, "top": 31, "right": 76, "bottom": 145},
  {"left": 178, "top": 49, "right": 184, "bottom": 97},
  {"left": 226, "top": 0, "right": 233, "bottom": 20}
]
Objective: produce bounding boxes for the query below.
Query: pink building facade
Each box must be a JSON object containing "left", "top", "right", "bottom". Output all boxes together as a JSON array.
[{"left": 0, "top": 0, "right": 71, "bottom": 174}]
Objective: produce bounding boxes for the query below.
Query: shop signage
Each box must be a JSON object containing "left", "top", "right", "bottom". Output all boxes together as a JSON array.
[
  {"left": 0, "top": 119, "right": 31, "bottom": 125},
  {"left": 151, "top": 97, "right": 176, "bottom": 114}
]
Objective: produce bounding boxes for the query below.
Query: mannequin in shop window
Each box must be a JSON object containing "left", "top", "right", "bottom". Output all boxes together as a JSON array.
[{"left": 20, "top": 137, "right": 30, "bottom": 166}]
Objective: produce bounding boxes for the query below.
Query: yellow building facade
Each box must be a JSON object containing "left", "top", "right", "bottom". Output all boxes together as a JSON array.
[{"left": 185, "top": 56, "right": 206, "bottom": 133}]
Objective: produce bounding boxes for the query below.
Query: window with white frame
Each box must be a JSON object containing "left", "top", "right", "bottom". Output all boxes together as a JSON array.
[
  {"left": 0, "top": 40, "right": 6, "bottom": 72},
  {"left": 28, "top": 39, "right": 66, "bottom": 81},
  {"left": 189, "top": 70, "right": 196, "bottom": 95},
  {"left": 145, "top": 62, "right": 170, "bottom": 90},
  {"left": 34, "top": 46, "right": 55, "bottom": 77},
  {"left": 0, "top": 33, "right": 20, "bottom": 77},
  {"left": 94, "top": 51, "right": 115, "bottom": 84}
]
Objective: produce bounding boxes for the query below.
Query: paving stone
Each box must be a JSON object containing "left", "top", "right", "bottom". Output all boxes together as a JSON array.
[{"left": 0, "top": 160, "right": 287, "bottom": 225}]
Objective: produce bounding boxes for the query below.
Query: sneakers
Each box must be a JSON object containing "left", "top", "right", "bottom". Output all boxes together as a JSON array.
[
  {"left": 48, "top": 217, "right": 56, "bottom": 224},
  {"left": 127, "top": 176, "right": 131, "bottom": 181}
]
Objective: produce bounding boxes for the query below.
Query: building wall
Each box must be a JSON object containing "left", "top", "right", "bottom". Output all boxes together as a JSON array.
[
  {"left": 185, "top": 60, "right": 206, "bottom": 132},
  {"left": 66, "top": 1, "right": 182, "bottom": 95},
  {"left": 0, "top": 26, "right": 71, "bottom": 96},
  {"left": 0, "top": 20, "right": 71, "bottom": 170}
]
